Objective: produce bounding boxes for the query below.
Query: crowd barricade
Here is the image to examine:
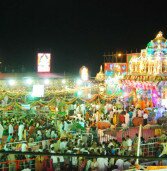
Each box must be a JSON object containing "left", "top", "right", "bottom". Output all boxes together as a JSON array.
[
  {"left": 0, "top": 158, "right": 35, "bottom": 171},
  {"left": 5, "top": 138, "right": 59, "bottom": 152},
  {"left": 140, "top": 142, "right": 160, "bottom": 157}
]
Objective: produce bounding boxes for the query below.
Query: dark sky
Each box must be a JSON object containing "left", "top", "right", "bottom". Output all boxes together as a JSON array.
[{"left": 0, "top": 0, "right": 167, "bottom": 76}]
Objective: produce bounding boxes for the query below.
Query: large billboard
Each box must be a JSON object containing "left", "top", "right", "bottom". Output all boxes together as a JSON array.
[
  {"left": 37, "top": 53, "right": 51, "bottom": 72},
  {"left": 104, "top": 63, "right": 127, "bottom": 76}
]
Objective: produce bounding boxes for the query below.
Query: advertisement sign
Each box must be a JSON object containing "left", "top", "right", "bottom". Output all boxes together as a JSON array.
[
  {"left": 104, "top": 63, "right": 127, "bottom": 76},
  {"left": 37, "top": 53, "right": 51, "bottom": 72}
]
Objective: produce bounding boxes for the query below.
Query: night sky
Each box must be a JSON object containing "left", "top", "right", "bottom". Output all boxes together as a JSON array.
[{"left": 0, "top": 0, "right": 167, "bottom": 76}]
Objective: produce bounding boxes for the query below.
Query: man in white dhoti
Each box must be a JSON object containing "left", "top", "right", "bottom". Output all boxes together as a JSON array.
[
  {"left": 0, "top": 122, "right": 4, "bottom": 144},
  {"left": 18, "top": 123, "right": 24, "bottom": 141},
  {"left": 8, "top": 123, "right": 14, "bottom": 136}
]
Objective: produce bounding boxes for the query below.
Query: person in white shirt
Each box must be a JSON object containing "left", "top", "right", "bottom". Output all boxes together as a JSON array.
[
  {"left": 18, "top": 123, "right": 24, "bottom": 141},
  {"left": 91, "top": 158, "right": 98, "bottom": 171},
  {"left": 21, "top": 142, "right": 28, "bottom": 152},
  {"left": 137, "top": 109, "right": 143, "bottom": 117},
  {"left": 123, "top": 159, "right": 131, "bottom": 170},
  {"left": 0, "top": 122, "right": 4, "bottom": 143},
  {"left": 51, "top": 130, "right": 58, "bottom": 139},
  {"left": 126, "top": 136, "right": 132, "bottom": 155},
  {"left": 50, "top": 147, "right": 59, "bottom": 169},
  {"left": 37, "top": 130, "right": 42, "bottom": 136},
  {"left": 59, "top": 139, "right": 67, "bottom": 153},
  {"left": 97, "top": 157, "right": 108, "bottom": 171},
  {"left": 143, "top": 112, "right": 148, "bottom": 125},
  {"left": 8, "top": 123, "right": 14, "bottom": 136},
  {"left": 115, "top": 158, "right": 124, "bottom": 171},
  {"left": 109, "top": 110, "right": 114, "bottom": 123},
  {"left": 125, "top": 112, "right": 130, "bottom": 126}
]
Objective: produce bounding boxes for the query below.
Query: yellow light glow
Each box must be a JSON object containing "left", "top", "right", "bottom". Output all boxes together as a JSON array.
[
  {"left": 118, "top": 53, "right": 122, "bottom": 57},
  {"left": 156, "top": 31, "right": 163, "bottom": 38},
  {"left": 8, "top": 80, "right": 16, "bottom": 86}
]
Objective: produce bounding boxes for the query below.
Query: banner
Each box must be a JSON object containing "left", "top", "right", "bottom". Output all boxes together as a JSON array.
[{"left": 104, "top": 63, "right": 127, "bottom": 76}]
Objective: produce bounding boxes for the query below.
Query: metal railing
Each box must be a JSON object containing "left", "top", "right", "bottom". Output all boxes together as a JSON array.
[{"left": 0, "top": 151, "right": 167, "bottom": 171}]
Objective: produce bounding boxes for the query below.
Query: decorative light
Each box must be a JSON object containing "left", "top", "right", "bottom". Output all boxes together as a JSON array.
[
  {"left": 44, "top": 79, "right": 50, "bottom": 85},
  {"left": 99, "top": 84, "right": 106, "bottom": 94},
  {"left": 62, "top": 79, "right": 66, "bottom": 84},
  {"left": 88, "top": 93, "right": 92, "bottom": 99},
  {"left": 77, "top": 90, "right": 82, "bottom": 96},
  {"left": 76, "top": 79, "right": 82, "bottom": 86},
  {"left": 118, "top": 53, "right": 122, "bottom": 57},
  {"left": 8, "top": 79, "right": 16, "bottom": 86},
  {"left": 95, "top": 65, "right": 105, "bottom": 82},
  {"left": 156, "top": 31, "right": 163, "bottom": 38},
  {"left": 80, "top": 66, "right": 89, "bottom": 81},
  {"left": 25, "top": 78, "right": 33, "bottom": 85}
]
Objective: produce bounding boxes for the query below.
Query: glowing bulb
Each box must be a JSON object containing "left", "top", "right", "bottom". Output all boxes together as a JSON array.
[
  {"left": 8, "top": 80, "right": 16, "bottom": 86},
  {"left": 77, "top": 90, "right": 82, "bottom": 96},
  {"left": 118, "top": 53, "right": 122, "bottom": 57},
  {"left": 26, "top": 78, "right": 33, "bottom": 85},
  {"left": 44, "top": 79, "right": 50, "bottom": 85},
  {"left": 62, "top": 79, "right": 66, "bottom": 84},
  {"left": 76, "top": 79, "right": 82, "bottom": 86},
  {"left": 88, "top": 93, "right": 92, "bottom": 98}
]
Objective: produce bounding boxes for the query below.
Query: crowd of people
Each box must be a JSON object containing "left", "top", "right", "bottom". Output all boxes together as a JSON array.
[{"left": 0, "top": 97, "right": 167, "bottom": 170}]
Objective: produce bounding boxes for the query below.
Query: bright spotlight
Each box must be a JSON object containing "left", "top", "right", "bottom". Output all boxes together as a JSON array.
[
  {"left": 76, "top": 79, "right": 82, "bottom": 86},
  {"left": 8, "top": 80, "right": 16, "bottom": 86},
  {"left": 77, "top": 90, "right": 82, "bottom": 96},
  {"left": 88, "top": 93, "right": 92, "bottom": 99},
  {"left": 62, "top": 79, "right": 66, "bottom": 84},
  {"left": 26, "top": 78, "right": 33, "bottom": 85},
  {"left": 44, "top": 79, "right": 50, "bottom": 85}
]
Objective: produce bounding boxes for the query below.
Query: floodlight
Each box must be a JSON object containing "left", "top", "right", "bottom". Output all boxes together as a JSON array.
[
  {"left": 44, "top": 79, "right": 50, "bottom": 85},
  {"left": 62, "top": 79, "right": 66, "bottom": 84},
  {"left": 8, "top": 79, "right": 16, "bottom": 86},
  {"left": 25, "top": 78, "right": 33, "bottom": 85}
]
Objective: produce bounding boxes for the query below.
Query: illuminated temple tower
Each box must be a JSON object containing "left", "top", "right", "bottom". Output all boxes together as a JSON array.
[
  {"left": 129, "top": 31, "right": 167, "bottom": 75},
  {"left": 122, "top": 31, "right": 167, "bottom": 108}
]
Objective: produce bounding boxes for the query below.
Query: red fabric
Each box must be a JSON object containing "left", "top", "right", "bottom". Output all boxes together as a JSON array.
[
  {"left": 29, "top": 126, "right": 35, "bottom": 135},
  {"left": 43, "top": 159, "right": 53, "bottom": 171},
  {"left": 119, "top": 114, "right": 125, "bottom": 123}
]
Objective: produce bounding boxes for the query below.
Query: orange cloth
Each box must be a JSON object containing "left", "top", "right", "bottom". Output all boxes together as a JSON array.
[{"left": 97, "top": 122, "right": 110, "bottom": 129}]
